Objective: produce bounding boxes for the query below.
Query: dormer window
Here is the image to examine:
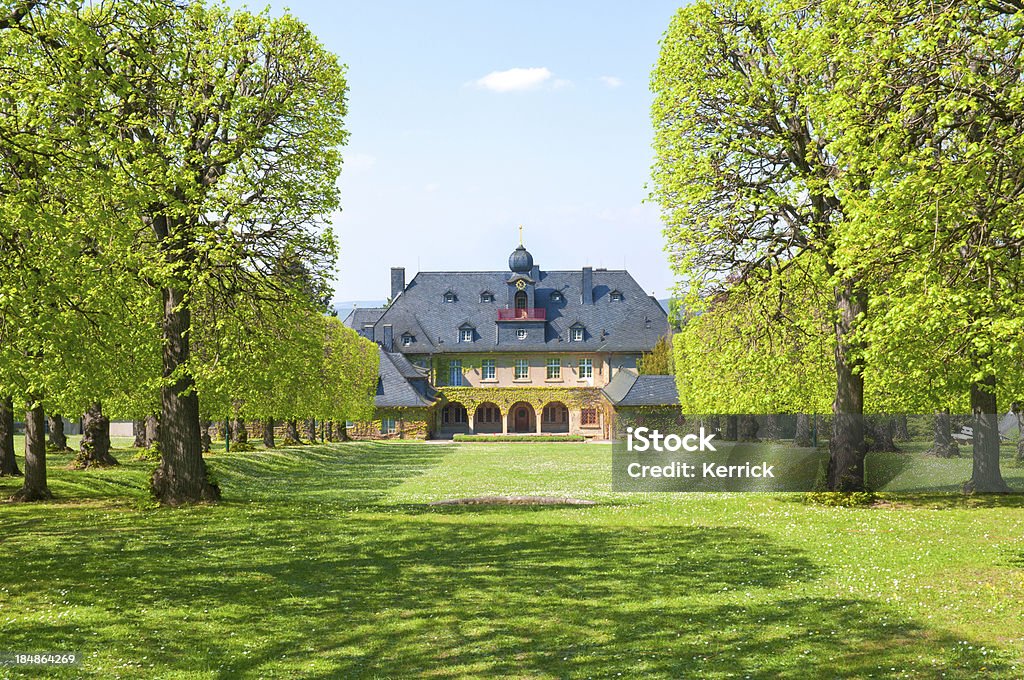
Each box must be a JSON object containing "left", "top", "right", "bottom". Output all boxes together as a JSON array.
[
  {"left": 443, "top": 291, "right": 457, "bottom": 303},
  {"left": 480, "top": 291, "right": 494, "bottom": 303},
  {"left": 609, "top": 290, "right": 623, "bottom": 302},
  {"left": 459, "top": 328, "right": 474, "bottom": 343},
  {"left": 550, "top": 291, "right": 564, "bottom": 302},
  {"left": 401, "top": 333, "right": 414, "bottom": 346},
  {"left": 570, "top": 327, "right": 584, "bottom": 342}
]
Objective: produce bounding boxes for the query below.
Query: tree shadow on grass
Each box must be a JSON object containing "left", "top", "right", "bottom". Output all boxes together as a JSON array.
[
  {"left": 0, "top": 514, "right": 1013, "bottom": 679},
  {"left": 210, "top": 442, "right": 454, "bottom": 508}
]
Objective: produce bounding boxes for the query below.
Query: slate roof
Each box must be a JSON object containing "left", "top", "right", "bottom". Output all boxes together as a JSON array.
[
  {"left": 343, "top": 306, "right": 386, "bottom": 333},
  {"left": 602, "top": 369, "right": 679, "bottom": 406},
  {"left": 376, "top": 349, "right": 434, "bottom": 408},
  {"left": 374, "top": 268, "right": 668, "bottom": 354}
]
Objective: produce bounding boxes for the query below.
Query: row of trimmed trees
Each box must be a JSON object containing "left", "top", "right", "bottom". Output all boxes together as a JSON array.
[
  {"left": 0, "top": 1, "right": 377, "bottom": 504},
  {"left": 651, "top": 0, "right": 1024, "bottom": 492}
]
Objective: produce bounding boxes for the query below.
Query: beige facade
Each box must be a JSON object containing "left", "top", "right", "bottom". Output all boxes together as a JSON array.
[
  {"left": 432, "top": 352, "right": 639, "bottom": 389},
  {"left": 429, "top": 352, "right": 640, "bottom": 438}
]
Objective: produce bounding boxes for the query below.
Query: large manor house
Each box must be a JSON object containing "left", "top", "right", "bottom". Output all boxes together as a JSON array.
[{"left": 343, "top": 240, "right": 677, "bottom": 439}]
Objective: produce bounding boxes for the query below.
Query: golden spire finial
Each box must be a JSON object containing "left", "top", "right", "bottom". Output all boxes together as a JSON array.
[{"left": 518, "top": 224, "right": 523, "bottom": 245}]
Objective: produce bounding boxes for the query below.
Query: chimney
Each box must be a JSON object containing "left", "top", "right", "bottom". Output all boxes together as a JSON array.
[
  {"left": 582, "top": 266, "right": 593, "bottom": 304},
  {"left": 390, "top": 267, "right": 405, "bottom": 301},
  {"left": 382, "top": 324, "right": 393, "bottom": 352}
]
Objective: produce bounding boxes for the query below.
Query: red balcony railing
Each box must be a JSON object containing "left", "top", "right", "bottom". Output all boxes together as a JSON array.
[{"left": 497, "top": 307, "right": 546, "bottom": 321}]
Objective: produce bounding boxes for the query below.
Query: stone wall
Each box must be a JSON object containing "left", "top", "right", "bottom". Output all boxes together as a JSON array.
[{"left": 350, "top": 407, "right": 433, "bottom": 441}]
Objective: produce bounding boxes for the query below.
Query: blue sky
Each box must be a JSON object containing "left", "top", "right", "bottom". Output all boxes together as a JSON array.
[{"left": 229, "top": 0, "right": 685, "bottom": 302}]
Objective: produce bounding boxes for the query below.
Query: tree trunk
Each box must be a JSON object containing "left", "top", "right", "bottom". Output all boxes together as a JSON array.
[
  {"left": 145, "top": 414, "right": 160, "bottom": 449},
  {"left": 133, "top": 419, "right": 147, "bottom": 448},
  {"left": 304, "top": 418, "right": 317, "bottom": 443},
  {"left": 12, "top": 401, "right": 51, "bottom": 501},
  {"left": 150, "top": 285, "right": 219, "bottom": 505},
  {"left": 722, "top": 415, "right": 738, "bottom": 441},
  {"left": 338, "top": 420, "right": 350, "bottom": 442},
  {"left": 761, "top": 414, "right": 780, "bottom": 441},
  {"left": 827, "top": 281, "right": 867, "bottom": 491},
  {"left": 893, "top": 415, "right": 910, "bottom": 442},
  {"left": 963, "top": 375, "right": 1010, "bottom": 493},
  {"left": 866, "top": 416, "right": 899, "bottom": 452},
  {"left": 927, "top": 410, "right": 959, "bottom": 458},
  {"left": 262, "top": 418, "right": 276, "bottom": 449},
  {"left": 0, "top": 396, "right": 21, "bottom": 476},
  {"left": 325, "top": 421, "right": 334, "bottom": 442},
  {"left": 1011, "top": 402, "right": 1024, "bottom": 463},
  {"left": 737, "top": 415, "right": 760, "bottom": 442},
  {"left": 793, "top": 413, "right": 813, "bottom": 447},
  {"left": 285, "top": 420, "right": 301, "bottom": 444},
  {"left": 47, "top": 414, "right": 70, "bottom": 451},
  {"left": 200, "top": 420, "right": 212, "bottom": 453},
  {"left": 75, "top": 401, "right": 118, "bottom": 468},
  {"left": 231, "top": 418, "right": 248, "bottom": 445}
]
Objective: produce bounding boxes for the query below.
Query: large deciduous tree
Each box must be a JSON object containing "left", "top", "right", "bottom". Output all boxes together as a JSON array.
[
  {"left": 651, "top": 0, "right": 871, "bottom": 490},
  {"left": 822, "top": 0, "right": 1024, "bottom": 492},
  {"left": 89, "top": 1, "right": 348, "bottom": 504}
]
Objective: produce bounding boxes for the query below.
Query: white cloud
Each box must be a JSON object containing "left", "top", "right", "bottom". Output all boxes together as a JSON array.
[
  {"left": 600, "top": 75, "right": 623, "bottom": 88},
  {"left": 474, "top": 67, "right": 555, "bottom": 92}
]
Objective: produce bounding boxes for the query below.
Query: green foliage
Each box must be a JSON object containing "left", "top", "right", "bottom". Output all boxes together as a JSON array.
[
  {"left": 817, "top": 1, "right": 1024, "bottom": 411},
  {"left": 637, "top": 335, "right": 675, "bottom": 376},
  {"left": 803, "top": 491, "right": 879, "bottom": 508},
  {"left": 672, "top": 262, "right": 834, "bottom": 415},
  {"left": 440, "top": 386, "right": 604, "bottom": 411},
  {"left": 0, "top": 2, "right": 373, "bottom": 470},
  {"left": 133, "top": 447, "right": 161, "bottom": 463},
  {"left": 653, "top": 0, "right": 1024, "bottom": 429},
  {"left": 0, "top": 4, "right": 162, "bottom": 418}
]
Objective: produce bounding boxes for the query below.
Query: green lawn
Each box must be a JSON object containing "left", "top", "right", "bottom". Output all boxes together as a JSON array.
[{"left": 1, "top": 439, "right": 1023, "bottom": 678}]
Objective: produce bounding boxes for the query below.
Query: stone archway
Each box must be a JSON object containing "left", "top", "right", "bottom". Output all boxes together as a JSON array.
[
  {"left": 508, "top": 401, "right": 536, "bottom": 434},
  {"left": 440, "top": 402, "right": 469, "bottom": 435},
  {"left": 541, "top": 401, "right": 570, "bottom": 434},
  {"left": 474, "top": 402, "right": 502, "bottom": 434}
]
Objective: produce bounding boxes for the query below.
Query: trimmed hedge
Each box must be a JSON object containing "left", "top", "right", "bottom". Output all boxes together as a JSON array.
[{"left": 452, "top": 434, "right": 586, "bottom": 443}]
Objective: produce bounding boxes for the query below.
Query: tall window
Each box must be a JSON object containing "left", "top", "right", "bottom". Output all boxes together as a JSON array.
[
  {"left": 578, "top": 358, "right": 593, "bottom": 379},
  {"left": 543, "top": 404, "right": 567, "bottom": 424},
  {"left": 514, "top": 359, "right": 529, "bottom": 380},
  {"left": 442, "top": 403, "right": 467, "bottom": 424},
  {"left": 546, "top": 358, "right": 561, "bottom": 380},
  {"left": 380, "top": 417, "right": 397, "bottom": 434},
  {"left": 460, "top": 328, "right": 473, "bottom": 343},
  {"left": 481, "top": 359, "right": 496, "bottom": 380},
  {"left": 512, "top": 290, "right": 528, "bottom": 315},
  {"left": 449, "top": 359, "right": 463, "bottom": 386},
  {"left": 571, "top": 327, "right": 584, "bottom": 342},
  {"left": 477, "top": 405, "right": 499, "bottom": 423},
  {"left": 581, "top": 408, "right": 599, "bottom": 426}
]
